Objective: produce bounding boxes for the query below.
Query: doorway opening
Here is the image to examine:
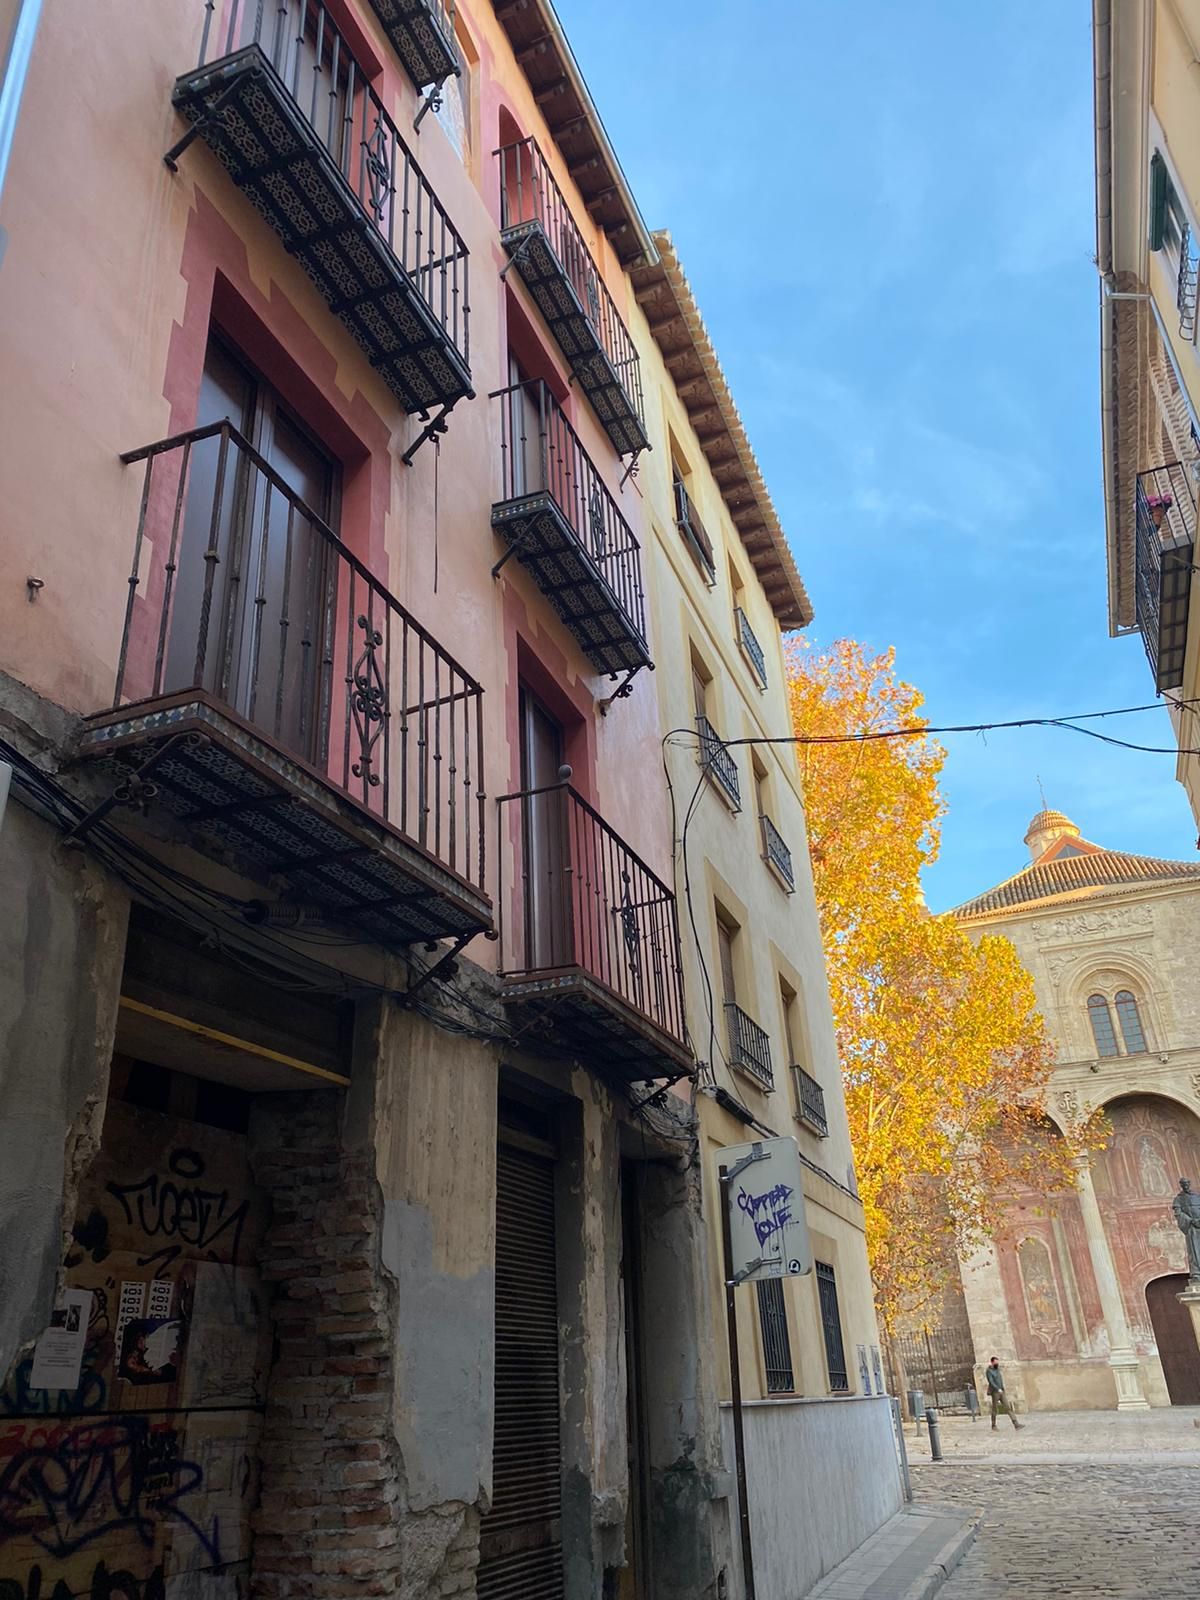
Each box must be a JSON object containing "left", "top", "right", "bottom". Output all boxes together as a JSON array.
[{"left": 1146, "top": 1273, "right": 1200, "bottom": 1404}]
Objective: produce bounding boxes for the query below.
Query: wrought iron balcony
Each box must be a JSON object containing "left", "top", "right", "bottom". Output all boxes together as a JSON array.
[
  {"left": 1135, "top": 463, "right": 1196, "bottom": 692},
  {"left": 491, "top": 381, "right": 650, "bottom": 678},
  {"left": 674, "top": 479, "right": 715, "bottom": 579},
  {"left": 498, "top": 782, "right": 690, "bottom": 1085},
  {"left": 170, "top": 0, "right": 471, "bottom": 420},
  {"left": 759, "top": 812, "right": 795, "bottom": 892},
  {"left": 365, "top": 0, "right": 458, "bottom": 92},
  {"left": 725, "top": 1002, "right": 773, "bottom": 1092},
  {"left": 79, "top": 422, "right": 490, "bottom": 949},
  {"left": 496, "top": 137, "right": 647, "bottom": 458},
  {"left": 792, "top": 1066, "right": 828, "bottom": 1137},
  {"left": 697, "top": 716, "right": 740, "bottom": 809},
  {"left": 736, "top": 607, "right": 768, "bottom": 689}
]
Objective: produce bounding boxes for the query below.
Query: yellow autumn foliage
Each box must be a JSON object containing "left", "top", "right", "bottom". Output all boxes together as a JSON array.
[{"left": 787, "top": 639, "right": 1093, "bottom": 1331}]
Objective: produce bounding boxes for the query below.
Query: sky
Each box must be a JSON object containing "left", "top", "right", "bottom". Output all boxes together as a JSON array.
[{"left": 555, "top": 0, "right": 1200, "bottom": 910}]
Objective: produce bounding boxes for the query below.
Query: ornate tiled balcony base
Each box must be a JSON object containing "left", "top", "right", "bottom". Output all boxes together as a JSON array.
[
  {"left": 172, "top": 46, "right": 472, "bottom": 417},
  {"left": 80, "top": 696, "right": 491, "bottom": 949},
  {"left": 501, "top": 220, "right": 648, "bottom": 457},
  {"left": 491, "top": 494, "right": 651, "bottom": 677},
  {"left": 501, "top": 971, "right": 693, "bottom": 1087},
  {"left": 366, "top": 0, "right": 458, "bottom": 91}
]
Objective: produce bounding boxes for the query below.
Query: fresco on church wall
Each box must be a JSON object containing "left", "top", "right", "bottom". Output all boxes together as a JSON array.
[
  {"left": 1093, "top": 1097, "right": 1200, "bottom": 1349},
  {"left": 1018, "top": 1236, "right": 1065, "bottom": 1336},
  {"left": 995, "top": 1190, "right": 1102, "bottom": 1361}
]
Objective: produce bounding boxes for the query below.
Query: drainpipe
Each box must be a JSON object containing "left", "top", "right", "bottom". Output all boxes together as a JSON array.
[
  {"left": 0, "top": 0, "right": 43, "bottom": 269},
  {"left": 1094, "top": 0, "right": 1123, "bottom": 635}
]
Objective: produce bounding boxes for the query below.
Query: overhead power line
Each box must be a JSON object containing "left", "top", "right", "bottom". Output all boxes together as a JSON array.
[{"left": 665, "top": 697, "right": 1200, "bottom": 760}]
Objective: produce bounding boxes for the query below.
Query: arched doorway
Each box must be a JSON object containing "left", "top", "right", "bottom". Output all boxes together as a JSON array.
[{"left": 1146, "top": 1275, "right": 1200, "bottom": 1404}]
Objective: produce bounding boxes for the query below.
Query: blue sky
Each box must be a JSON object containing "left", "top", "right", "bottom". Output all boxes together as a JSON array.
[{"left": 557, "top": 0, "right": 1199, "bottom": 909}]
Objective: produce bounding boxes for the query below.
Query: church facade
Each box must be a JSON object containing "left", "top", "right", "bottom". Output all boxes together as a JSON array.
[{"left": 950, "top": 810, "right": 1200, "bottom": 1411}]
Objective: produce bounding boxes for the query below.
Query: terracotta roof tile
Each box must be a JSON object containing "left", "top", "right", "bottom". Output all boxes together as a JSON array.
[{"left": 951, "top": 847, "right": 1200, "bottom": 920}]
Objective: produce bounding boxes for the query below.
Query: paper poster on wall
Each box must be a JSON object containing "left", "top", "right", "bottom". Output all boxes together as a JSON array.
[
  {"left": 857, "top": 1343, "right": 872, "bottom": 1393},
  {"left": 119, "top": 1314, "right": 186, "bottom": 1385},
  {"left": 29, "top": 1288, "right": 92, "bottom": 1390},
  {"left": 114, "top": 1278, "right": 146, "bottom": 1364},
  {"left": 872, "top": 1345, "right": 885, "bottom": 1395}
]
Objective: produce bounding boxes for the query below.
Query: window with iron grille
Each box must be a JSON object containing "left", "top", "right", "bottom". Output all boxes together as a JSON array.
[
  {"left": 816, "top": 1261, "right": 848, "bottom": 1392},
  {"left": 1150, "top": 151, "right": 1199, "bottom": 341},
  {"left": 756, "top": 1277, "right": 794, "bottom": 1393}
]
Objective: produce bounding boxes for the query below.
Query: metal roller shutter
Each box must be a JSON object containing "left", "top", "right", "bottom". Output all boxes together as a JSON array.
[{"left": 477, "top": 1142, "right": 564, "bottom": 1600}]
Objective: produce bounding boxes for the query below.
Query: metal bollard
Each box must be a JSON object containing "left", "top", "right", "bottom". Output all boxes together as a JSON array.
[
  {"left": 925, "top": 1406, "right": 943, "bottom": 1461},
  {"left": 966, "top": 1385, "right": 980, "bottom": 1422}
]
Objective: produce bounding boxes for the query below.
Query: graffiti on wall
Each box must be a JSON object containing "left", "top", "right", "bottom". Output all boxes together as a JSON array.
[{"left": 0, "top": 1099, "right": 268, "bottom": 1595}]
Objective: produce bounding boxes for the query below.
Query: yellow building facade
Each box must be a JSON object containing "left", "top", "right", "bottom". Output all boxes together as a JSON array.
[
  {"left": 630, "top": 241, "right": 899, "bottom": 1600},
  {"left": 1096, "top": 0, "right": 1200, "bottom": 819}
]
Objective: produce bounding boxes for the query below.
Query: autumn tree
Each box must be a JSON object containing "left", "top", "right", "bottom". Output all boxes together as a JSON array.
[{"left": 787, "top": 639, "right": 1090, "bottom": 1333}]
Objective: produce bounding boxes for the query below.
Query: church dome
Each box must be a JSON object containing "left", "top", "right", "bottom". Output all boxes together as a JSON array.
[{"left": 1023, "top": 809, "right": 1081, "bottom": 862}]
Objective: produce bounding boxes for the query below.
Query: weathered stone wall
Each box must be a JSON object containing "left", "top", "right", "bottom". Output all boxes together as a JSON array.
[{"left": 0, "top": 801, "right": 128, "bottom": 1379}]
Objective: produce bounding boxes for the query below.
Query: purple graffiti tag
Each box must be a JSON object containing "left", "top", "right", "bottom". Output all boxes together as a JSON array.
[{"left": 736, "top": 1182, "right": 794, "bottom": 1248}]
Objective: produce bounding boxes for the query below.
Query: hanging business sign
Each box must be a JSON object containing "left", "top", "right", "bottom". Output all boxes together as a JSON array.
[{"left": 718, "top": 1136, "right": 812, "bottom": 1283}]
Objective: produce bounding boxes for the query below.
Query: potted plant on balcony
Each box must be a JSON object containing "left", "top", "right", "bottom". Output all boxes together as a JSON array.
[{"left": 1147, "top": 491, "right": 1174, "bottom": 530}]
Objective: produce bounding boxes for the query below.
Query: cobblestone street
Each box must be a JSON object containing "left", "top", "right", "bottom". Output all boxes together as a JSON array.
[{"left": 909, "top": 1410, "right": 1200, "bottom": 1597}]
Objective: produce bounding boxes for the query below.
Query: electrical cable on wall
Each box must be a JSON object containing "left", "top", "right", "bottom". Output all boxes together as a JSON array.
[
  {"left": 5, "top": 686, "right": 1198, "bottom": 1089},
  {"left": 664, "top": 695, "right": 1200, "bottom": 762}
]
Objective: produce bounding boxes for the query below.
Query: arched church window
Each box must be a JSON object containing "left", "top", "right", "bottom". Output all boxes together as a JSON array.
[
  {"left": 1115, "top": 991, "right": 1147, "bottom": 1054},
  {"left": 1088, "top": 993, "right": 1120, "bottom": 1057}
]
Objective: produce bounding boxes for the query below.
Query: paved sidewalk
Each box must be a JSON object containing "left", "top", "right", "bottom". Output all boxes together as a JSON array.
[
  {"left": 803, "top": 1409, "right": 1200, "bottom": 1598},
  {"left": 912, "top": 1459, "right": 1200, "bottom": 1597},
  {"left": 902, "top": 1402, "right": 1200, "bottom": 1461},
  {"left": 805, "top": 1501, "right": 979, "bottom": 1600}
]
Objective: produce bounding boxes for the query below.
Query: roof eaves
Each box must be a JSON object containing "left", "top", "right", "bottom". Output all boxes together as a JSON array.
[
  {"left": 492, "top": 0, "right": 657, "bottom": 268},
  {"left": 631, "top": 232, "right": 813, "bottom": 630}
]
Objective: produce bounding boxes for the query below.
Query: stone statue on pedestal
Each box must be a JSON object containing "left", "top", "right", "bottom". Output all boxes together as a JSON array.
[{"left": 1171, "top": 1178, "right": 1200, "bottom": 1283}]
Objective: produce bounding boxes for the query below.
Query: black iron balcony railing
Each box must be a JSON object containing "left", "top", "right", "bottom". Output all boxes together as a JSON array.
[
  {"left": 496, "top": 137, "right": 647, "bottom": 458},
  {"left": 172, "top": 0, "right": 471, "bottom": 418},
  {"left": 759, "top": 812, "right": 795, "bottom": 892},
  {"left": 725, "top": 1002, "right": 773, "bottom": 1091},
  {"left": 697, "top": 716, "right": 740, "bottom": 809},
  {"left": 736, "top": 607, "right": 768, "bottom": 689},
  {"left": 674, "top": 479, "right": 715, "bottom": 579},
  {"left": 491, "top": 381, "right": 650, "bottom": 677},
  {"left": 498, "top": 781, "right": 689, "bottom": 1083},
  {"left": 1135, "top": 463, "right": 1196, "bottom": 692},
  {"left": 792, "top": 1066, "right": 828, "bottom": 1137},
  {"left": 365, "top": 0, "right": 459, "bottom": 93},
  {"left": 1178, "top": 219, "right": 1200, "bottom": 342},
  {"left": 82, "top": 421, "right": 489, "bottom": 948}
]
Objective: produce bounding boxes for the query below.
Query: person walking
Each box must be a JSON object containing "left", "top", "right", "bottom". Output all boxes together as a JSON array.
[{"left": 985, "top": 1356, "right": 1024, "bottom": 1430}]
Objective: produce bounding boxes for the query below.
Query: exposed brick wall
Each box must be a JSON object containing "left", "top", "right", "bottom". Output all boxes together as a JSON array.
[
  {"left": 251, "top": 1094, "right": 404, "bottom": 1597},
  {"left": 249, "top": 1092, "right": 479, "bottom": 1599}
]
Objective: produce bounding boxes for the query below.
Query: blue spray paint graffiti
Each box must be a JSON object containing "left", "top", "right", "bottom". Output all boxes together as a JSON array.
[
  {"left": 736, "top": 1181, "right": 794, "bottom": 1247},
  {"left": 0, "top": 1418, "right": 220, "bottom": 1566}
]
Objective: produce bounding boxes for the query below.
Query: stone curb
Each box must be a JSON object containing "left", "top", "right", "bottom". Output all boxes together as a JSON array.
[
  {"left": 805, "top": 1504, "right": 980, "bottom": 1600},
  {"left": 896, "top": 1510, "right": 980, "bottom": 1600}
]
